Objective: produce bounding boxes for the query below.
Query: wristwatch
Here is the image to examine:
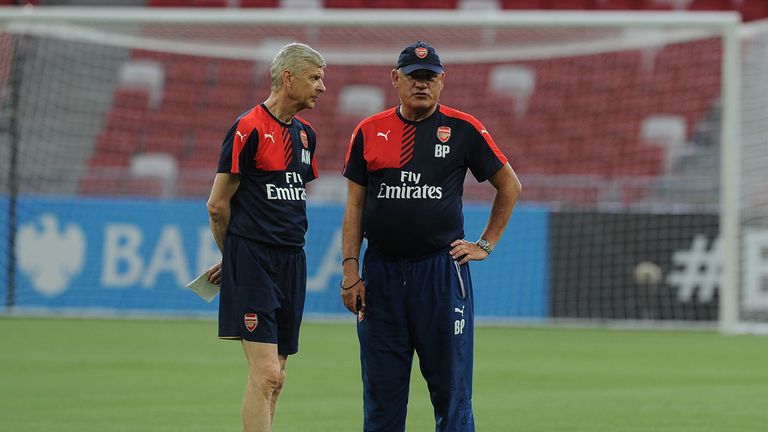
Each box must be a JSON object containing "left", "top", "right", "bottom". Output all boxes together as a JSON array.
[{"left": 476, "top": 239, "right": 492, "bottom": 255}]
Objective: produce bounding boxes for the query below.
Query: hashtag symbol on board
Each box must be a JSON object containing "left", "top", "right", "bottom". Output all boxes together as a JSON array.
[{"left": 666, "top": 234, "right": 721, "bottom": 303}]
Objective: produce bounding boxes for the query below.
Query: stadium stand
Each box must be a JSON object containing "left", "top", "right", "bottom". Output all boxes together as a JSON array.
[
  {"left": 80, "top": 34, "right": 721, "bottom": 206},
  {"left": 7, "top": 0, "right": 734, "bottom": 204}
]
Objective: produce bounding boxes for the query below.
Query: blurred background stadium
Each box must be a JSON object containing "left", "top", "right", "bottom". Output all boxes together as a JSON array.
[
  {"left": 1, "top": 1, "right": 768, "bottom": 431},
  {"left": 2, "top": 0, "right": 766, "bottom": 331}
]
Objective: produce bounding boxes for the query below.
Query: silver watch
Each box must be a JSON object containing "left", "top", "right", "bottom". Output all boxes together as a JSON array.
[{"left": 476, "top": 239, "right": 492, "bottom": 255}]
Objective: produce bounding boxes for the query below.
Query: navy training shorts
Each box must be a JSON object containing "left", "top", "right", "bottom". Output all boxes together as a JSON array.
[{"left": 218, "top": 233, "right": 307, "bottom": 356}]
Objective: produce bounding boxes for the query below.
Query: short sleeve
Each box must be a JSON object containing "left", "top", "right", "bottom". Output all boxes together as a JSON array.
[
  {"left": 217, "top": 120, "right": 257, "bottom": 175},
  {"left": 342, "top": 128, "right": 367, "bottom": 186},
  {"left": 467, "top": 125, "right": 508, "bottom": 183},
  {"left": 305, "top": 125, "right": 319, "bottom": 183}
]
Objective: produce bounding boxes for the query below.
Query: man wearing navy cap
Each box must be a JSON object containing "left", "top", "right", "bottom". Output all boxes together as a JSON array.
[{"left": 340, "top": 41, "right": 522, "bottom": 431}]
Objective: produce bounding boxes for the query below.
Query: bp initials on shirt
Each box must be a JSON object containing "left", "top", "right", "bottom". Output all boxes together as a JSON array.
[{"left": 435, "top": 144, "right": 450, "bottom": 158}]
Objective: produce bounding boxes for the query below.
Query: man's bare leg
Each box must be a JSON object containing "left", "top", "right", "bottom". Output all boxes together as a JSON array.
[
  {"left": 241, "top": 341, "right": 284, "bottom": 432},
  {"left": 270, "top": 355, "right": 288, "bottom": 425}
]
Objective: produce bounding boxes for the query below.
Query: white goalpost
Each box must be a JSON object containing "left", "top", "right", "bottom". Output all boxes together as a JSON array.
[
  {"left": 733, "top": 18, "right": 768, "bottom": 334},
  {"left": 1, "top": 7, "right": 761, "bottom": 333}
]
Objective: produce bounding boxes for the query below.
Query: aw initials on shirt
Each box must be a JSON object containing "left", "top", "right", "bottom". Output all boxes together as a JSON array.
[{"left": 301, "top": 149, "right": 311, "bottom": 164}]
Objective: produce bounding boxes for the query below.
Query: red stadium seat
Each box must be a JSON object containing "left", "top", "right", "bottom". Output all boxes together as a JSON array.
[
  {"left": 190, "top": 0, "right": 228, "bottom": 6},
  {"left": 188, "top": 133, "right": 222, "bottom": 160},
  {"left": 142, "top": 134, "right": 189, "bottom": 158},
  {"left": 142, "top": 111, "right": 194, "bottom": 157},
  {"left": 240, "top": 0, "right": 280, "bottom": 7},
  {"left": 324, "top": 0, "right": 367, "bottom": 7},
  {"left": 739, "top": 0, "right": 768, "bottom": 21},
  {"left": 594, "top": 0, "right": 652, "bottom": 9},
  {"left": 147, "top": 0, "right": 189, "bottom": 6},
  {"left": 103, "top": 109, "right": 146, "bottom": 139},
  {"left": 595, "top": 0, "right": 673, "bottom": 10},
  {"left": 112, "top": 88, "right": 151, "bottom": 110},
  {"left": 89, "top": 132, "right": 142, "bottom": 167},
  {"left": 368, "top": 0, "right": 410, "bottom": 7},
  {"left": 418, "top": 0, "right": 459, "bottom": 8},
  {"left": 499, "top": 0, "right": 547, "bottom": 9},
  {"left": 162, "top": 84, "right": 206, "bottom": 107},
  {"left": 688, "top": 0, "right": 732, "bottom": 11},
  {"left": 147, "top": 0, "right": 234, "bottom": 6},
  {"left": 204, "top": 85, "right": 257, "bottom": 113},
  {"left": 640, "top": 0, "right": 675, "bottom": 10},
  {"left": 364, "top": 0, "right": 459, "bottom": 7},
  {"left": 549, "top": 0, "right": 599, "bottom": 9},
  {"left": 610, "top": 146, "right": 664, "bottom": 176}
]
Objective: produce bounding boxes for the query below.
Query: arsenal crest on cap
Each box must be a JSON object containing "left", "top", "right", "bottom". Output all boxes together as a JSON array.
[
  {"left": 437, "top": 126, "right": 451, "bottom": 143},
  {"left": 244, "top": 313, "right": 258, "bottom": 332},
  {"left": 396, "top": 41, "right": 443, "bottom": 75}
]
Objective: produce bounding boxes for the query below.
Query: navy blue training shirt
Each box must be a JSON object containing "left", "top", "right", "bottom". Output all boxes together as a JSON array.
[
  {"left": 218, "top": 103, "right": 318, "bottom": 247},
  {"left": 342, "top": 104, "right": 508, "bottom": 258}
]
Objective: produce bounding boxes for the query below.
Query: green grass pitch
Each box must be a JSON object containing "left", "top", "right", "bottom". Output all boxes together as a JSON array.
[{"left": 1, "top": 317, "right": 766, "bottom": 431}]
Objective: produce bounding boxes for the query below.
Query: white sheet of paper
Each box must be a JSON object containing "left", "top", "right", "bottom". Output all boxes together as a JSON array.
[{"left": 186, "top": 272, "right": 220, "bottom": 303}]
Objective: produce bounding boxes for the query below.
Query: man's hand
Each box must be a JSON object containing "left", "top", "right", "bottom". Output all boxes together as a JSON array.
[
  {"left": 449, "top": 239, "right": 489, "bottom": 265},
  {"left": 341, "top": 275, "right": 365, "bottom": 315},
  {"left": 206, "top": 262, "right": 222, "bottom": 285}
]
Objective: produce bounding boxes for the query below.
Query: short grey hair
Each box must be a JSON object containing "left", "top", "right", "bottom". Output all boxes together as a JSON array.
[{"left": 270, "top": 42, "right": 326, "bottom": 91}]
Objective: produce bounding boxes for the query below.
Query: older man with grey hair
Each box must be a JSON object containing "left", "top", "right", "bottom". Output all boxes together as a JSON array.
[{"left": 205, "top": 42, "right": 326, "bottom": 432}]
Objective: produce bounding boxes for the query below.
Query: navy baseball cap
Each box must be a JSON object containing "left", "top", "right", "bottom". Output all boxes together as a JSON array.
[{"left": 396, "top": 41, "right": 443, "bottom": 75}]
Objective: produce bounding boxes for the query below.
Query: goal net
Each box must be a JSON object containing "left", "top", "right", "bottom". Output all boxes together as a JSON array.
[
  {"left": 736, "top": 20, "right": 768, "bottom": 333},
  {"left": 0, "top": 8, "right": 758, "bottom": 331}
]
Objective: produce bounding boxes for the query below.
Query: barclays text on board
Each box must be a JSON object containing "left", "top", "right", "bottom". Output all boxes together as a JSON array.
[{"left": 1, "top": 198, "right": 548, "bottom": 319}]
